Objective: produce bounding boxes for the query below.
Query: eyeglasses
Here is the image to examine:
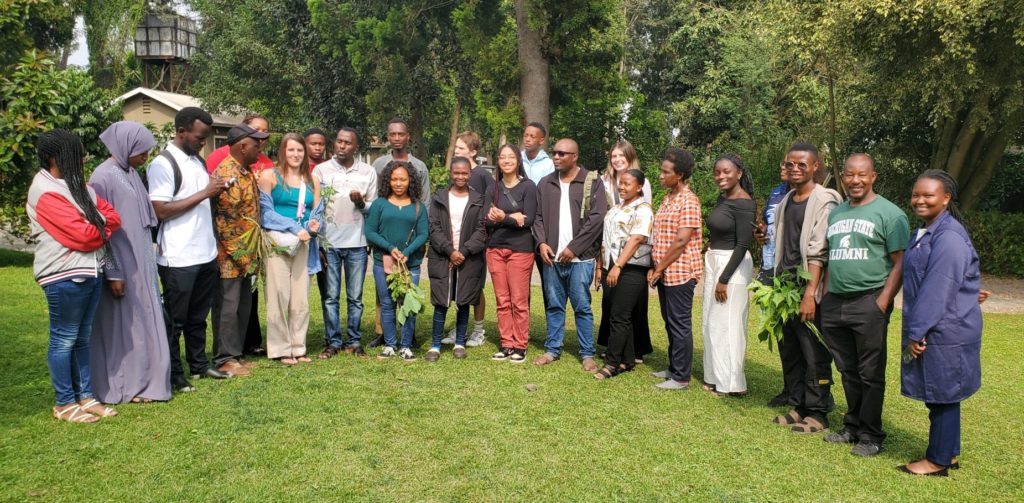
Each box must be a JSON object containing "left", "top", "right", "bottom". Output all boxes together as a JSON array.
[
  {"left": 783, "top": 161, "right": 810, "bottom": 171},
  {"left": 551, "top": 151, "right": 577, "bottom": 158}
]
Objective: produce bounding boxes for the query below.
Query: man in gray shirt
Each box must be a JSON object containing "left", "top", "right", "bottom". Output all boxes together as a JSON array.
[{"left": 371, "top": 117, "right": 430, "bottom": 207}]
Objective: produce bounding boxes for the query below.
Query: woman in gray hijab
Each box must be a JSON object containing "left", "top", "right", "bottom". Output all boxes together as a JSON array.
[{"left": 89, "top": 121, "right": 171, "bottom": 403}]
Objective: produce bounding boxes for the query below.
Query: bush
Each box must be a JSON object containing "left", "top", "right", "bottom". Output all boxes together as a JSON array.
[{"left": 962, "top": 210, "right": 1024, "bottom": 277}]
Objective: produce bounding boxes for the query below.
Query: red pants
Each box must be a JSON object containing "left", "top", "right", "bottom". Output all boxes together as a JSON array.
[{"left": 486, "top": 248, "right": 533, "bottom": 350}]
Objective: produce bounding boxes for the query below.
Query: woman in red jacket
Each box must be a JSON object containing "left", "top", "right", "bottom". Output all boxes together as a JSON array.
[{"left": 26, "top": 130, "right": 122, "bottom": 424}]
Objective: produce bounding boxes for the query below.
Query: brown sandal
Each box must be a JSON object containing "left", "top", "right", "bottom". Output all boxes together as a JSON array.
[
  {"left": 532, "top": 353, "right": 559, "bottom": 366},
  {"left": 318, "top": 346, "right": 340, "bottom": 360},
  {"left": 773, "top": 409, "right": 803, "bottom": 425},
  {"left": 791, "top": 416, "right": 827, "bottom": 434}
]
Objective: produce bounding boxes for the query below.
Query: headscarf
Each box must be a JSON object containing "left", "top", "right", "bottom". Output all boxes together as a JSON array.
[{"left": 100, "top": 121, "right": 157, "bottom": 172}]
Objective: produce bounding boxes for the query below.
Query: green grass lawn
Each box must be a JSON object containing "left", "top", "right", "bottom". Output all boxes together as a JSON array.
[{"left": 0, "top": 248, "right": 1021, "bottom": 501}]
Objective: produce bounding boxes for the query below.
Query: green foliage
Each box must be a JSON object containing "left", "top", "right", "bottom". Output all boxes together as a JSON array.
[
  {"left": 961, "top": 210, "right": 1024, "bottom": 277},
  {"left": 0, "top": 0, "right": 76, "bottom": 69},
  {"left": 0, "top": 51, "right": 121, "bottom": 235},
  {"left": 230, "top": 216, "right": 289, "bottom": 291},
  {"left": 386, "top": 260, "right": 427, "bottom": 327},
  {"left": 81, "top": 0, "right": 146, "bottom": 91},
  {"left": 748, "top": 266, "right": 822, "bottom": 351}
]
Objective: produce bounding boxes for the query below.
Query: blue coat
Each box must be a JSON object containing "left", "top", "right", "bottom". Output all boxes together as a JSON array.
[{"left": 900, "top": 211, "right": 982, "bottom": 404}]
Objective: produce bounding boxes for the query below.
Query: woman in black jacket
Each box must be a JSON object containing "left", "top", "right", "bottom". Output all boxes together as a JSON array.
[{"left": 425, "top": 157, "right": 489, "bottom": 361}]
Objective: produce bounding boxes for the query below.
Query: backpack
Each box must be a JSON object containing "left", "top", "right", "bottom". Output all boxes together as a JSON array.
[
  {"left": 150, "top": 149, "right": 204, "bottom": 243},
  {"left": 579, "top": 168, "right": 601, "bottom": 222}
]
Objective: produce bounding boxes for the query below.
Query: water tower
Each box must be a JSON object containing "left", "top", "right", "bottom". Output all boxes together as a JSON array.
[{"left": 134, "top": 13, "right": 197, "bottom": 93}]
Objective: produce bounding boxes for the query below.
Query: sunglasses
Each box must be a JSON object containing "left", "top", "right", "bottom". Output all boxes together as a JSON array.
[{"left": 551, "top": 150, "right": 577, "bottom": 158}]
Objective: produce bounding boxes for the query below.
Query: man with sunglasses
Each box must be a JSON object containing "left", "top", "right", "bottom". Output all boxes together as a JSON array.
[
  {"left": 770, "top": 142, "right": 841, "bottom": 435},
  {"left": 531, "top": 139, "right": 607, "bottom": 372}
]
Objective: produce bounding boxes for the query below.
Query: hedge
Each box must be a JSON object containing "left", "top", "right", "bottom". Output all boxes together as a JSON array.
[{"left": 962, "top": 210, "right": 1024, "bottom": 277}]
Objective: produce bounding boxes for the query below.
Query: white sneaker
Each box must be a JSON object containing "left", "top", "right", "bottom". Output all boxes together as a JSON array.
[
  {"left": 466, "top": 328, "right": 486, "bottom": 347},
  {"left": 440, "top": 328, "right": 456, "bottom": 345},
  {"left": 378, "top": 346, "right": 396, "bottom": 359},
  {"left": 398, "top": 348, "right": 416, "bottom": 361}
]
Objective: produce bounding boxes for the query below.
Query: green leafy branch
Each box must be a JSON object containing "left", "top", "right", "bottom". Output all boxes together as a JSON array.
[
  {"left": 747, "top": 266, "right": 823, "bottom": 352},
  {"left": 230, "top": 216, "right": 288, "bottom": 291},
  {"left": 316, "top": 184, "right": 338, "bottom": 250},
  {"left": 386, "top": 259, "right": 426, "bottom": 327}
]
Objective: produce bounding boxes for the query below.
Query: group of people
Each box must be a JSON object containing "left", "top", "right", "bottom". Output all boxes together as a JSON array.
[{"left": 29, "top": 106, "right": 982, "bottom": 478}]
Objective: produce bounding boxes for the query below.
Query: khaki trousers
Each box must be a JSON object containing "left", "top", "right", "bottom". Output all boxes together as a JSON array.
[{"left": 265, "top": 242, "right": 310, "bottom": 359}]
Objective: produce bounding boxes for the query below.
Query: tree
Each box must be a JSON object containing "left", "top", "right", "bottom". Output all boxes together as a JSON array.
[
  {"left": 80, "top": 0, "right": 147, "bottom": 91},
  {"left": 515, "top": 0, "right": 550, "bottom": 128}
]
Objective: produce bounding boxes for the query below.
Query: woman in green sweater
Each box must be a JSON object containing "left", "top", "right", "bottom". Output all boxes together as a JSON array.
[{"left": 365, "top": 161, "right": 429, "bottom": 360}]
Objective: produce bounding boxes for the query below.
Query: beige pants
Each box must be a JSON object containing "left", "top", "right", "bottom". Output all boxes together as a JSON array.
[{"left": 265, "top": 242, "right": 310, "bottom": 359}]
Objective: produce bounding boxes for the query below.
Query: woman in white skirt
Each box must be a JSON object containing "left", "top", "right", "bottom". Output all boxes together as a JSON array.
[{"left": 702, "top": 154, "right": 756, "bottom": 396}]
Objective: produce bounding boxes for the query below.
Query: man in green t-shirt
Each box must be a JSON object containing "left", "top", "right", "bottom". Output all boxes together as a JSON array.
[{"left": 821, "top": 153, "right": 910, "bottom": 458}]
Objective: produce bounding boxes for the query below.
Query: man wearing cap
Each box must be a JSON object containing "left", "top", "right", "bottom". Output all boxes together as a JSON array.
[{"left": 210, "top": 123, "right": 268, "bottom": 377}]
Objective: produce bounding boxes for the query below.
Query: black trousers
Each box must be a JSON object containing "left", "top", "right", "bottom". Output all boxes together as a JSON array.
[
  {"left": 658, "top": 279, "right": 696, "bottom": 382},
  {"left": 821, "top": 290, "right": 890, "bottom": 443},
  {"left": 212, "top": 275, "right": 253, "bottom": 367},
  {"left": 780, "top": 307, "right": 833, "bottom": 422},
  {"left": 244, "top": 289, "right": 262, "bottom": 351},
  {"left": 159, "top": 260, "right": 218, "bottom": 378},
  {"left": 602, "top": 266, "right": 648, "bottom": 368}
]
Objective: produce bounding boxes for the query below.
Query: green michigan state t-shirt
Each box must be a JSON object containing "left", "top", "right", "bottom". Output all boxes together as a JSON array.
[{"left": 826, "top": 195, "right": 910, "bottom": 294}]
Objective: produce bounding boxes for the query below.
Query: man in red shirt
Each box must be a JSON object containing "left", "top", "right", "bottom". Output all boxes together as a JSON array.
[
  {"left": 205, "top": 114, "right": 274, "bottom": 174},
  {"left": 304, "top": 128, "right": 328, "bottom": 169}
]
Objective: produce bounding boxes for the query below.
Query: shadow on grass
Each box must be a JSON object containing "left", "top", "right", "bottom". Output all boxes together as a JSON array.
[{"left": 0, "top": 249, "right": 32, "bottom": 268}]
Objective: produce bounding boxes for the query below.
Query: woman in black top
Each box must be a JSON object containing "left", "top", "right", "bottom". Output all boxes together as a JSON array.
[
  {"left": 702, "top": 154, "right": 756, "bottom": 396},
  {"left": 484, "top": 144, "right": 537, "bottom": 363}
]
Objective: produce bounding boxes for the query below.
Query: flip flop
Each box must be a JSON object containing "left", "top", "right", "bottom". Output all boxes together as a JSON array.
[{"left": 53, "top": 405, "right": 98, "bottom": 424}]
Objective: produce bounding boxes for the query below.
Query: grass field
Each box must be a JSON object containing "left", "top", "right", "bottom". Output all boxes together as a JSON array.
[{"left": 0, "top": 248, "right": 1021, "bottom": 501}]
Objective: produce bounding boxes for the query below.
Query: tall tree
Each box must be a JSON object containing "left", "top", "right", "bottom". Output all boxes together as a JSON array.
[{"left": 515, "top": 0, "right": 549, "bottom": 128}]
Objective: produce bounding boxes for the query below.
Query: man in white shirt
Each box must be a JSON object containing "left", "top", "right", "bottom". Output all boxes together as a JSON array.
[
  {"left": 148, "top": 107, "right": 231, "bottom": 393},
  {"left": 313, "top": 128, "right": 378, "bottom": 358},
  {"left": 531, "top": 138, "right": 607, "bottom": 371}
]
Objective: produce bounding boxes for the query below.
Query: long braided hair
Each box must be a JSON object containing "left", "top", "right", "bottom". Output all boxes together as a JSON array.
[
  {"left": 917, "top": 169, "right": 964, "bottom": 224},
  {"left": 37, "top": 129, "right": 112, "bottom": 256}
]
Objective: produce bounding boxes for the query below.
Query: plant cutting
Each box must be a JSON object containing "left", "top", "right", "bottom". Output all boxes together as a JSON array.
[
  {"left": 747, "top": 265, "right": 823, "bottom": 351},
  {"left": 386, "top": 258, "right": 427, "bottom": 327},
  {"left": 231, "top": 216, "right": 288, "bottom": 291}
]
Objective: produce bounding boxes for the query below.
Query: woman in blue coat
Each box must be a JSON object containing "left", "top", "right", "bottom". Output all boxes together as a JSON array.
[{"left": 899, "top": 170, "right": 982, "bottom": 477}]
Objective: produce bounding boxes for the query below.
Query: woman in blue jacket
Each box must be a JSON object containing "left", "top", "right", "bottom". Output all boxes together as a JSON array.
[{"left": 899, "top": 170, "right": 982, "bottom": 477}]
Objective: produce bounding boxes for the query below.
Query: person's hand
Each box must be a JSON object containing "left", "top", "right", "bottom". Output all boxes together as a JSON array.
[
  {"left": 449, "top": 251, "right": 465, "bottom": 267},
  {"left": 390, "top": 248, "right": 406, "bottom": 263},
  {"left": 350, "top": 190, "right": 364, "bottom": 204},
  {"left": 508, "top": 212, "right": 526, "bottom": 227},
  {"left": 557, "top": 247, "right": 576, "bottom": 265},
  {"left": 799, "top": 292, "right": 816, "bottom": 322},
  {"left": 647, "top": 269, "right": 661, "bottom": 288},
  {"left": 593, "top": 267, "right": 603, "bottom": 291},
  {"left": 308, "top": 219, "right": 321, "bottom": 233},
  {"left": 538, "top": 243, "right": 555, "bottom": 266},
  {"left": 875, "top": 294, "right": 891, "bottom": 313},
  {"left": 205, "top": 178, "right": 230, "bottom": 198},
  {"left": 754, "top": 223, "right": 767, "bottom": 245},
  {"left": 715, "top": 282, "right": 728, "bottom": 303},
  {"left": 606, "top": 265, "right": 621, "bottom": 287},
  {"left": 487, "top": 206, "right": 506, "bottom": 223},
  {"left": 108, "top": 280, "right": 126, "bottom": 298},
  {"left": 979, "top": 289, "right": 992, "bottom": 304},
  {"left": 297, "top": 230, "right": 311, "bottom": 242},
  {"left": 909, "top": 340, "right": 927, "bottom": 358}
]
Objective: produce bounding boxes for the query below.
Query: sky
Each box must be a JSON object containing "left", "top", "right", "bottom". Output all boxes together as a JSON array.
[{"left": 68, "top": 17, "right": 89, "bottom": 68}]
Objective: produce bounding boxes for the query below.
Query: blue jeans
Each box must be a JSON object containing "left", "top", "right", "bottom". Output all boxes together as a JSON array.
[
  {"left": 323, "top": 247, "right": 368, "bottom": 348},
  {"left": 43, "top": 277, "right": 102, "bottom": 406},
  {"left": 432, "top": 303, "right": 470, "bottom": 349},
  {"left": 372, "top": 263, "right": 421, "bottom": 349},
  {"left": 542, "top": 261, "right": 596, "bottom": 359}
]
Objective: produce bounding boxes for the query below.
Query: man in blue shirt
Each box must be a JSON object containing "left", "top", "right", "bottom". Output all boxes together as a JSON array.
[{"left": 521, "top": 122, "right": 554, "bottom": 185}]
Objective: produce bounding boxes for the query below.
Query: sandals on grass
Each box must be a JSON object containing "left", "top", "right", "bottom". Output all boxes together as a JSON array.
[
  {"left": 791, "top": 416, "right": 827, "bottom": 434},
  {"left": 773, "top": 409, "right": 803, "bottom": 425},
  {"left": 78, "top": 399, "right": 117, "bottom": 417},
  {"left": 53, "top": 404, "right": 98, "bottom": 424}
]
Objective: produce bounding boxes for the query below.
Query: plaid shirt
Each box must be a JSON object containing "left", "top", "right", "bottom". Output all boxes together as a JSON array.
[{"left": 651, "top": 185, "right": 703, "bottom": 286}]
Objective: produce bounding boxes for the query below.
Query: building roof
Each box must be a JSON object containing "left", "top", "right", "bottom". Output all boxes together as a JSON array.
[{"left": 115, "top": 87, "right": 244, "bottom": 128}]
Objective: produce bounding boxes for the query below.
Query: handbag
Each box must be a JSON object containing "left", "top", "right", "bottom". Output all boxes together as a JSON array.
[{"left": 617, "top": 203, "right": 653, "bottom": 268}]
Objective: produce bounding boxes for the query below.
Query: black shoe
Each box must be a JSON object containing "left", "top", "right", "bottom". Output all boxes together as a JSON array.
[
  {"left": 368, "top": 335, "right": 385, "bottom": 348},
  {"left": 193, "top": 368, "right": 231, "bottom": 380},
  {"left": 767, "top": 391, "right": 790, "bottom": 407},
  {"left": 851, "top": 441, "right": 881, "bottom": 457},
  {"left": 172, "top": 376, "right": 196, "bottom": 393},
  {"left": 344, "top": 346, "right": 367, "bottom": 357},
  {"left": 824, "top": 429, "right": 858, "bottom": 444}
]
